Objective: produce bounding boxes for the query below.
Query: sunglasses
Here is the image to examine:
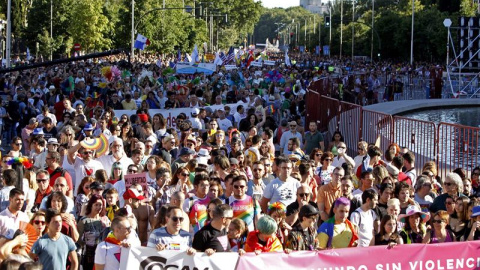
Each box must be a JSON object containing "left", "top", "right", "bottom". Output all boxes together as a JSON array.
[
  {"left": 171, "top": 216, "right": 184, "bottom": 222},
  {"left": 432, "top": 220, "right": 444, "bottom": 224},
  {"left": 298, "top": 193, "right": 310, "bottom": 197},
  {"left": 324, "top": 159, "right": 333, "bottom": 161},
  {"left": 14, "top": 143, "right": 22, "bottom": 146},
  {"left": 444, "top": 182, "right": 454, "bottom": 186},
  {"left": 33, "top": 220, "right": 46, "bottom": 225},
  {"left": 233, "top": 185, "right": 246, "bottom": 189},
  {"left": 83, "top": 151, "right": 93, "bottom": 155},
  {"left": 124, "top": 226, "right": 132, "bottom": 232},
  {"left": 128, "top": 169, "right": 138, "bottom": 173},
  {"left": 36, "top": 179, "right": 48, "bottom": 183},
  {"left": 181, "top": 173, "right": 189, "bottom": 176}
]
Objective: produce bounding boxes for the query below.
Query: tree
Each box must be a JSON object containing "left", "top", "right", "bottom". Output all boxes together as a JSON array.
[{"left": 68, "top": 0, "right": 111, "bottom": 52}]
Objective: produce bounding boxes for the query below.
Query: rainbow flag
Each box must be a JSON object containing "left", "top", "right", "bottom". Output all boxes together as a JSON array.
[{"left": 170, "top": 243, "right": 181, "bottom": 250}]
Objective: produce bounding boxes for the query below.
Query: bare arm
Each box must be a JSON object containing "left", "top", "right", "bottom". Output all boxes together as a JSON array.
[
  {"left": 67, "top": 142, "right": 82, "bottom": 162},
  {"left": 69, "top": 250, "right": 79, "bottom": 270},
  {"left": 260, "top": 197, "right": 270, "bottom": 214}
]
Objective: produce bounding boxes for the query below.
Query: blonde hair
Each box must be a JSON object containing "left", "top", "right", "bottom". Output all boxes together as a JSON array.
[{"left": 387, "top": 198, "right": 400, "bottom": 208}]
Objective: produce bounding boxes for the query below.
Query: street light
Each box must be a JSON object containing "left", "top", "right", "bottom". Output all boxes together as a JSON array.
[
  {"left": 443, "top": 18, "right": 452, "bottom": 67},
  {"left": 6, "top": 0, "right": 11, "bottom": 67},
  {"left": 410, "top": 0, "right": 414, "bottom": 65}
]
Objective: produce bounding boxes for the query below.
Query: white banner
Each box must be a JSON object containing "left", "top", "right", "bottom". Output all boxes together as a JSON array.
[
  {"left": 250, "top": 61, "right": 263, "bottom": 67},
  {"left": 120, "top": 247, "right": 239, "bottom": 270},
  {"left": 176, "top": 63, "right": 217, "bottom": 75},
  {"left": 114, "top": 101, "right": 247, "bottom": 129},
  {"left": 263, "top": 60, "right": 276, "bottom": 66},
  {"left": 225, "top": 64, "right": 238, "bottom": 70}
]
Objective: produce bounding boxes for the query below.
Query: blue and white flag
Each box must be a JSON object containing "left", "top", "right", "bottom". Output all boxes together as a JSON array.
[
  {"left": 190, "top": 44, "right": 199, "bottom": 64},
  {"left": 26, "top": 48, "right": 31, "bottom": 60},
  {"left": 285, "top": 49, "right": 291, "bottom": 67},
  {"left": 214, "top": 52, "right": 223, "bottom": 66},
  {"left": 134, "top": 34, "right": 150, "bottom": 50}
]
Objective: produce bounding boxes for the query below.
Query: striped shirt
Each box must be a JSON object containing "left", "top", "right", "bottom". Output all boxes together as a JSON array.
[{"left": 147, "top": 227, "right": 192, "bottom": 251}]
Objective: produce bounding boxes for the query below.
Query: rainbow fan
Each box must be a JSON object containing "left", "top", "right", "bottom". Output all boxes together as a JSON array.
[
  {"left": 18, "top": 221, "right": 39, "bottom": 253},
  {"left": 80, "top": 133, "right": 109, "bottom": 156}
]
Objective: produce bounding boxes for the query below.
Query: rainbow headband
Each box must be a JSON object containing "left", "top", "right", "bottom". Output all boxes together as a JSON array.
[
  {"left": 268, "top": 202, "right": 286, "bottom": 212},
  {"left": 6, "top": 157, "right": 33, "bottom": 169}
]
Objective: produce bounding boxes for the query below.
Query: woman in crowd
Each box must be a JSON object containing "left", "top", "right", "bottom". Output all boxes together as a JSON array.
[
  {"left": 466, "top": 205, "right": 480, "bottom": 241},
  {"left": 75, "top": 176, "right": 95, "bottom": 219},
  {"left": 353, "top": 141, "right": 368, "bottom": 173},
  {"left": 77, "top": 195, "right": 106, "bottom": 270},
  {"left": 449, "top": 196, "right": 470, "bottom": 241},
  {"left": 327, "top": 131, "right": 344, "bottom": 152},
  {"left": 228, "top": 218, "right": 248, "bottom": 253},
  {"left": 398, "top": 205, "right": 429, "bottom": 244},
  {"left": 30, "top": 211, "right": 47, "bottom": 237},
  {"left": 108, "top": 162, "right": 124, "bottom": 187},
  {"left": 267, "top": 202, "right": 291, "bottom": 247},
  {"left": 145, "top": 156, "right": 163, "bottom": 186},
  {"left": 375, "top": 214, "right": 403, "bottom": 247},
  {"left": 208, "top": 181, "right": 223, "bottom": 200},
  {"left": 423, "top": 210, "right": 455, "bottom": 244},
  {"left": 244, "top": 216, "right": 283, "bottom": 253},
  {"left": 168, "top": 167, "right": 193, "bottom": 197},
  {"left": 120, "top": 121, "right": 134, "bottom": 156},
  {"left": 317, "top": 152, "right": 335, "bottom": 185},
  {"left": 45, "top": 191, "right": 79, "bottom": 242}
]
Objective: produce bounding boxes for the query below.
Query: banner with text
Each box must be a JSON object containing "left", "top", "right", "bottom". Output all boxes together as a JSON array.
[
  {"left": 124, "top": 172, "right": 147, "bottom": 195},
  {"left": 120, "top": 247, "right": 239, "bottom": 270},
  {"left": 114, "top": 101, "right": 246, "bottom": 129},
  {"left": 237, "top": 242, "right": 480, "bottom": 270},
  {"left": 176, "top": 63, "right": 217, "bottom": 75}
]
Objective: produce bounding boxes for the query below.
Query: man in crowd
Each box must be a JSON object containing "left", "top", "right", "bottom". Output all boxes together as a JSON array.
[
  {"left": 0, "top": 169, "right": 17, "bottom": 212},
  {"left": 30, "top": 209, "right": 78, "bottom": 270},
  {"left": 147, "top": 206, "right": 194, "bottom": 253},
  {"left": 229, "top": 175, "right": 261, "bottom": 232},
  {"left": 318, "top": 167, "right": 344, "bottom": 222},
  {"left": 95, "top": 216, "right": 140, "bottom": 270},
  {"left": 184, "top": 172, "right": 211, "bottom": 233},
  {"left": 280, "top": 121, "right": 303, "bottom": 155},
  {"left": 0, "top": 188, "right": 30, "bottom": 238},
  {"left": 303, "top": 121, "right": 324, "bottom": 154},
  {"left": 286, "top": 184, "right": 318, "bottom": 226},
  {"left": 261, "top": 158, "right": 301, "bottom": 213},
  {"left": 192, "top": 204, "right": 233, "bottom": 255},
  {"left": 350, "top": 189, "right": 378, "bottom": 247},
  {"left": 46, "top": 151, "right": 74, "bottom": 198}
]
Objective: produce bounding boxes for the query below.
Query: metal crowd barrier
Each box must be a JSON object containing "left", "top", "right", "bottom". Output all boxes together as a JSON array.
[{"left": 311, "top": 88, "right": 480, "bottom": 181}]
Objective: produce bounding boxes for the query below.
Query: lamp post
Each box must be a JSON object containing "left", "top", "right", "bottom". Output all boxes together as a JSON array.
[
  {"left": 410, "top": 0, "right": 414, "bottom": 65},
  {"left": 443, "top": 18, "right": 452, "bottom": 67},
  {"left": 371, "top": 0, "right": 374, "bottom": 61},
  {"left": 6, "top": 0, "right": 11, "bottom": 68},
  {"left": 352, "top": 0, "right": 355, "bottom": 59},
  {"left": 131, "top": 0, "right": 135, "bottom": 59},
  {"left": 340, "top": 0, "right": 343, "bottom": 58},
  {"left": 50, "top": 0, "right": 53, "bottom": 60}
]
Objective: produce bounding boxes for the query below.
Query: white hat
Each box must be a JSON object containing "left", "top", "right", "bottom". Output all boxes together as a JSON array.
[
  {"left": 47, "top": 138, "right": 59, "bottom": 145},
  {"left": 49, "top": 85, "right": 55, "bottom": 90},
  {"left": 192, "top": 108, "right": 200, "bottom": 116},
  {"left": 197, "top": 156, "right": 209, "bottom": 166},
  {"left": 197, "top": 148, "right": 211, "bottom": 159}
]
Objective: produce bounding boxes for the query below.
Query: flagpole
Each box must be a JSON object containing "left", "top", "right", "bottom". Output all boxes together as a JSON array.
[{"left": 131, "top": 0, "right": 135, "bottom": 59}]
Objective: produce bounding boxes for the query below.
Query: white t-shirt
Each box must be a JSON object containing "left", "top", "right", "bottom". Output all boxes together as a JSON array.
[
  {"left": 96, "top": 154, "right": 133, "bottom": 179},
  {"left": 74, "top": 157, "right": 103, "bottom": 193},
  {"left": 350, "top": 207, "right": 376, "bottom": 247},
  {"left": 217, "top": 118, "right": 232, "bottom": 132},
  {"left": 94, "top": 234, "right": 141, "bottom": 270},
  {"left": 263, "top": 177, "right": 301, "bottom": 207}
]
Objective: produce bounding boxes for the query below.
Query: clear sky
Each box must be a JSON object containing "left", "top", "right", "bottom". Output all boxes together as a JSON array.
[{"left": 255, "top": 0, "right": 300, "bottom": 9}]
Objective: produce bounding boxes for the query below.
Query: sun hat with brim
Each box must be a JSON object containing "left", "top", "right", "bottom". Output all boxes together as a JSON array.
[
  {"left": 398, "top": 204, "right": 430, "bottom": 223},
  {"left": 471, "top": 205, "right": 480, "bottom": 218}
]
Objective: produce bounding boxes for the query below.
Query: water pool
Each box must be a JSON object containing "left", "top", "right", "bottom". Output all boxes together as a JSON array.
[{"left": 399, "top": 106, "right": 480, "bottom": 128}]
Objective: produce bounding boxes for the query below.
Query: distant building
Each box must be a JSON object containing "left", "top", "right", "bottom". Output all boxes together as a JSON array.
[{"left": 300, "top": 0, "right": 330, "bottom": 14}]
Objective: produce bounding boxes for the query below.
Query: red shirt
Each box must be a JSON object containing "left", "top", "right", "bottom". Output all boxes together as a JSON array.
[{"left": 47, "top": 167, "right": 73, "bottom": 192}]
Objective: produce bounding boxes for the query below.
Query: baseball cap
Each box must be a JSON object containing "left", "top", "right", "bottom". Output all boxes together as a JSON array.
[
  {"left": 192, "top": 108, "right": 200, "bottom": 116},
  {"left": 47, "top": 138, "right": 59, "bottom": 145},
  {"left": 123, "top": 188, "right": 145, "bottom": 201},
  {"left": 179, "top": 147, "right": 196, "bottom": 156},
  {"left": 32, "top": 128, "right": 44, "bottom": 135},
  {"left": 90, "top": 181, "right": 105, "bottom": 191},
  {"left": 299, "top": 204, "right": 319, "bottom": 219},
  {"left": 83, "top": 123, "right": 94, "bottom": 131}
]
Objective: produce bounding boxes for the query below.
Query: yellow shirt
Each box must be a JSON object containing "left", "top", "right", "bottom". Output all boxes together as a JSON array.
[{"left": 317, "top": 222, "right": 355, "bottom": 249}]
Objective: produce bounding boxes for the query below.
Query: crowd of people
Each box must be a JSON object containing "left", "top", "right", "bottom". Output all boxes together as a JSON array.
[{"left": 0, "top": 52, "right": 469, "bottom": 270}]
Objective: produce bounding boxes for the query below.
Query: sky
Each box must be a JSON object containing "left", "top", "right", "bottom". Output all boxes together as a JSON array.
[{"left": 255, "top": 0, "right": 300, "bottom": 9}]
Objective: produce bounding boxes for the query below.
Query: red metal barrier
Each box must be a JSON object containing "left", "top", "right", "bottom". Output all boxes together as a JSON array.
[
  {"left": 361, "top": 109, "right": 394, "bottom": 154},
  {"left": 339, "top": 101, "right": 362, "bottom": 157},
  {"left": 437, "top": 122, "right": 480, "bottom": 181},
  {"left": 315, "top": 95, "right": 341, "bottom": 133},
  {"left": 393, "top": 116, "right": 437, "bottom": 177}
]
